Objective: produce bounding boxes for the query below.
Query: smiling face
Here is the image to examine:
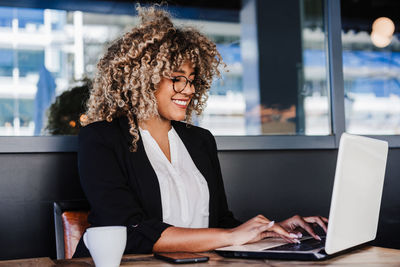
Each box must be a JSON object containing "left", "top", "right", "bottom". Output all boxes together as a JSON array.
[{"left": 155, "top": 62, "right": 196, "bottom": 122}]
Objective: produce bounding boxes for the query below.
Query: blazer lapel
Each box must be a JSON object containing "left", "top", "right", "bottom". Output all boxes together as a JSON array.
[
  {"left": 118, "top": 117, "right": 163, "bottom": 220},
  {"left": 171, "top": 121, "right": 212, "bottom": 180}
]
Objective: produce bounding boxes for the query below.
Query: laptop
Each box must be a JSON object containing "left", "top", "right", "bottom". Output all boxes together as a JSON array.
[{"left": 216, "top": 133, "right": 388, "bottom": 260}]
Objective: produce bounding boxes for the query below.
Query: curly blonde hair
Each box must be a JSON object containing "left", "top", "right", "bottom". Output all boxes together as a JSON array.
[{"left": 82, "top": 5, "right": 224, "bottom": 151}]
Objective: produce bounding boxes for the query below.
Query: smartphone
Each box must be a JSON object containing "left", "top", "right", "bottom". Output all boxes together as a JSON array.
[{"left": 154, "top": 252, "right": 209, "bottom": 264}]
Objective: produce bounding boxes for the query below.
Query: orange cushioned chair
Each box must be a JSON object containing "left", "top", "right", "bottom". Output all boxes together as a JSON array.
[{"left": 54, "top": 201, "right": 90, "bottom": 259}]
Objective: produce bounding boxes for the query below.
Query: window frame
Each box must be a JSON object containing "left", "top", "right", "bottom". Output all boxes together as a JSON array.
[{"left": 0, "top": 0, "right": 399, "bottom": 153}]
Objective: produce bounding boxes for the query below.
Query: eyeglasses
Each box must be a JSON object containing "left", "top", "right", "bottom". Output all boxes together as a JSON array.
[{"left": 170, "top": 76, "right": 196, "bottom": 93}]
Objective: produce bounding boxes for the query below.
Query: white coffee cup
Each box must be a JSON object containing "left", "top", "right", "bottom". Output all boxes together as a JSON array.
[{"left": 83, "top": 226, "right": 127, "bottom": 267}]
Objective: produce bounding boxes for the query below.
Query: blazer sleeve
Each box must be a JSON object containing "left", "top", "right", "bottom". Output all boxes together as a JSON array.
[
  {"left": 77, "top": 125, "right": 171, "bottom": 254},
  {"left": 205, "top": 130, "right": 242, "bottom": 228}
]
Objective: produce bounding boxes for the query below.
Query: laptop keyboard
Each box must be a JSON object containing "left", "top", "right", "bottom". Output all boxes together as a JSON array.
[{"left": 265, "top": 237, "right": 326, "bottom": 252}]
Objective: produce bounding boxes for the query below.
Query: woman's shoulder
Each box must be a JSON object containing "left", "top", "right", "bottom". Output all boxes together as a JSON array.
[
  {"left": 172, "top": 121, "right": 216, "bottom": 149},
  {"left": 79, "top": 117, "right": 124, "bottom": 143},
  {"left": 172, "top": 120, "right": 213, "bottom": 138},
  {"left": 80, "top": 118, "right": 119, "bottom": 133}
]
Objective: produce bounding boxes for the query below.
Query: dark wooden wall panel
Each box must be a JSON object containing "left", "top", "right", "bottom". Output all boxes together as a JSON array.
[
  {"left": 0, "top": 153, "right": 85, "bottom": 260},
  {"left": 219, "top": 149, "right": 336, "bottom": 221}
]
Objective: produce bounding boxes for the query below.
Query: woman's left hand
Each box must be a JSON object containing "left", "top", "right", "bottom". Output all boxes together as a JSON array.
[{"left": 273, "top": 215, "right": 328, "bottom": 241}]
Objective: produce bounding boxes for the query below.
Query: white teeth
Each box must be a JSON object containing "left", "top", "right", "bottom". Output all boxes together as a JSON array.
[{"left": 172, "top": 100, "right": 187, "bottom": 106}]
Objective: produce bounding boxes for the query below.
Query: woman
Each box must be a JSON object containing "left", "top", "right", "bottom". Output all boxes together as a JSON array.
[{"left": 74, "top": 6, "right": 327, "bottom": 257}]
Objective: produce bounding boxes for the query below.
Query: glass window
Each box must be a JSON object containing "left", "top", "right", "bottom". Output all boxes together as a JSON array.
[
  {"left": 17, "top": 8, "right": 44, "bottom": 29},
  {"left": 0, "top": 7, "right": 13, "bottom": 27},
  {"left": 341, "top": 0, "right": 400, "bottom": 135},
  {"left": 0, "top": 2, "right": 330, "bottom": 136},
  {"left": 0, "top": 49, "right": 13, "bottom": 77},
  {"left": 18, "top": 50, "right": 45, "bottom": 77},
  {"left": 0, "top": 8, "right": 70, "bottom": 135},
  {"left": 302, "top": 0, "right": 330, "bottom": 135},
  {"left": 212, "top": 0, "right": 330, "bottom": 136}
]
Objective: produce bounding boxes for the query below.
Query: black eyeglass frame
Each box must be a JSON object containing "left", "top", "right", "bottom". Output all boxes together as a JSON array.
[{"left": 170, "top": 75, "right": 197, "bottom": 93}]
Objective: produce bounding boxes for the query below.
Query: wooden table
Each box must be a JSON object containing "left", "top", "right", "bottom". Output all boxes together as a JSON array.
[{"left": 1, "top": 246, "right": 400, "bottom": 266}]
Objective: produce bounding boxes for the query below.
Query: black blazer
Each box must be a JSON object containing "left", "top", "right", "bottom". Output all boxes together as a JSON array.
[{"left": 73, "top": 116, "right": 240, "bottom": 257}]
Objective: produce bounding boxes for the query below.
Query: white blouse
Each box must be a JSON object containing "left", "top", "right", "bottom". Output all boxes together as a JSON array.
[{"left": 139, "top": 126, "right": 210, "bottom": 228}]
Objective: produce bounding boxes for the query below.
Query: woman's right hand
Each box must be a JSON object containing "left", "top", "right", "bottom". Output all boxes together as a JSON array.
[{"left": 228, "top": 215, "right": 301, "bottom": 246}]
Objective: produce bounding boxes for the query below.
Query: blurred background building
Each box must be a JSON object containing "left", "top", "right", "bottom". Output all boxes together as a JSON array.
[{"left": 0, "top": 0, "right": 398, "bottom": 136}]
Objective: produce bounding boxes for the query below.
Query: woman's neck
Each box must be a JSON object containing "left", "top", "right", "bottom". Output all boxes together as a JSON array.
[
  {"left": 139, "top": 116, "right": 171, "bottom": 136},
  {"left": 139, "top": 116, "right": 172, "bottom": 162}
]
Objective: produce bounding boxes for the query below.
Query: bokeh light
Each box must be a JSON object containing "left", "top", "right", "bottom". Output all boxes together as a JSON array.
[{"left": 371, "top": 17, "right": 395, "bottom": 48}]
